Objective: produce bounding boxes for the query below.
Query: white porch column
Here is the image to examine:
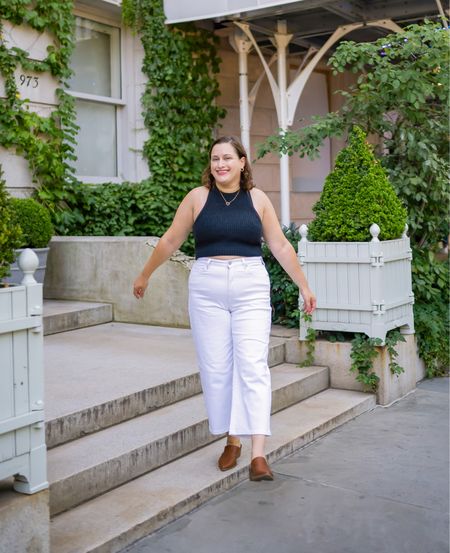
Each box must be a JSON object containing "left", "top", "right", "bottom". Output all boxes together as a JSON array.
[
  {"left": 234, "top": 19, "right": 401, "bottom": 229},
  {"left": 231, "top": 31, "right": 252, "bottom": 153},
  {"left": 273, "top": 21, "right": 292, "bottom": 227}
]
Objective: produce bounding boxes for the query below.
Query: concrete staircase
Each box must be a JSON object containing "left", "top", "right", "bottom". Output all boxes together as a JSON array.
[{"left": 43, "top": 300, "right": 376, "bottom": 553}]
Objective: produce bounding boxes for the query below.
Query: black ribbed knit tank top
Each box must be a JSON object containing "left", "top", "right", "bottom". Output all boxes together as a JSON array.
[{"left": 193, "top": 186, "right": 263, "bottom": 259}]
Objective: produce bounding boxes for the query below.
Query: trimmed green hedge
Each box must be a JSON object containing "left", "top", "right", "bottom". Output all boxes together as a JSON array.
[
  {"left": 56, "top": 180, "right": 196, "bottom": 254},
  {"left": 308, "top": 126, "right": 407, "bottom": 242},
  {"left": 9, "top": 197, "right": 54, "bottom": 248}
]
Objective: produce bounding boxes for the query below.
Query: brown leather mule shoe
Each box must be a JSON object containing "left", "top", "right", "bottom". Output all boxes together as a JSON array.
[
  {"left": 249, "top": 457, "right": 274, "bottom": 481},
  {"left": 218, "top": 444, "right": 242, "bottom": 471}
]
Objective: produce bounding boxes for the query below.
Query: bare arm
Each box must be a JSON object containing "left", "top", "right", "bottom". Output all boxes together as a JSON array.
[
  {"left": 260, "top": 192, "right": 316, "bottom": 314},
  {"left": 133, "top": 191, "right": 195, "bottom": 298}
]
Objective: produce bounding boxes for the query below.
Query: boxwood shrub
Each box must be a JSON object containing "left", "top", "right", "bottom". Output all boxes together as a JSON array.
[
  {"left": 308, "top": 126, "right": 407, "bottom": 242},
  {"left": 9, "top": 198, "right": 54, "bottom": 248}
]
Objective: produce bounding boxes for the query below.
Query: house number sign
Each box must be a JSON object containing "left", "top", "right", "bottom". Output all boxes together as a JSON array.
[{"left": 18, "top": 74, "right": 39, "bottom": 88}]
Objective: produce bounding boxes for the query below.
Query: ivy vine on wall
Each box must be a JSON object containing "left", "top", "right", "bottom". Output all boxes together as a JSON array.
[
  {"left": 121, "top": 0, "right": 225, "bottom": 246},
  {"left": 0, "top": 0, "right": 78, "bottom": 215}
]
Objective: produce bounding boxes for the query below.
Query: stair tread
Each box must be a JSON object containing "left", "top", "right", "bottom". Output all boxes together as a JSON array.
[
  {"left": 50, "top": 389, "right": 375, "bottom": 553},
  {"left": 47, "top": 364, "right": 327, "bottom": 483},
  {"left": 43, "top": 300, "right": 113, "bottom": 336},
  {"left": 44, "top": 323, "right": 285, "bottom": 422},
  {"left": 43, "top": 300, "right": 112, "bottom": 317}
]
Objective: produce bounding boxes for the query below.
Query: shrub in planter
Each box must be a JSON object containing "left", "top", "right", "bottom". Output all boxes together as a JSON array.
[
  {"left": 294, "top": 127, "right": 415, "bottom": 397},
  {"left": 0, "top": 167, "right": 22, "bottom": 282},
  {"left": 296, "top": 128, "right": 414, "bottom": 396},
  {"left": 268, "top": 127, "right": 408, "bottom": 329},
  {"left": 9, "top": 198, "right": 54, "bottom": 248},
  {"left": 298, "top": 127, "right": 413, "bottom": 341},
  {"left": 7, "top": 198, "right": 54, "bottom": 284},
  {"left": 308, "top": 126, "right": 407, "bottom": 242}
]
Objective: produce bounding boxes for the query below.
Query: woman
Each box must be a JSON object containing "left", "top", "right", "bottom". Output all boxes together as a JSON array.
[{"left": 133, "top": 136, "right": 316, "bottom": 481}]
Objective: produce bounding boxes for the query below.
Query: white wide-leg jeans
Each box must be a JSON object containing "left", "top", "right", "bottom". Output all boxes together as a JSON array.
[{"left": 188, "top": 257, "right": 272, "bottom": 437}]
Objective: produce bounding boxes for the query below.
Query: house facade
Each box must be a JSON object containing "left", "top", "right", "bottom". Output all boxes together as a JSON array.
[{"left": 1, "top": 0, "right": 443, "bottom": 226}]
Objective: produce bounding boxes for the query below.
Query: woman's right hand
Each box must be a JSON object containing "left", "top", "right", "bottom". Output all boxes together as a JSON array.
[{"left": 133, "top": 274, "right": 149, "bottom": 299}]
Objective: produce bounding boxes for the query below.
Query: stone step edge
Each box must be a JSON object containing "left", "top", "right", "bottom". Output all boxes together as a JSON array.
[
  {"left": 49, "top": 366, "right": 330, "bottom": 517},
  {"left": 46, "top": 338, "right": 287, "bottom": 449},
  {"left": 50, "top": 390, "right": 376, "bottom": 553},
  {"left": 43, "top": 303, "right": 113, "bottom": 336}
]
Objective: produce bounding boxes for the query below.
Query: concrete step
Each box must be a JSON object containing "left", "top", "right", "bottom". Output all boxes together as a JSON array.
[
  {"left": 50, "top": 388, "right": 376, "bottom": 553},
  {"left": 44, "top": 323, "right": 286, "bottom": 448},
  {"left": 43, "top": 300, "right": 113, "bottom": 335},
  {"left": 48, "top": 364, "right": 329, "bottom": 516}
]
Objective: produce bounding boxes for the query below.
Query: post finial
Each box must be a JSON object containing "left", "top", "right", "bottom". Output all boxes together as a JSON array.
[
  {"left": 370, "top": 223, "right": 380, "bottom": 242},
  {"left": 18, "top": 248, "right": 39, "bottom": 285},
  {"left": 300, "top": 224, "right": 309, "bottom": 242}
]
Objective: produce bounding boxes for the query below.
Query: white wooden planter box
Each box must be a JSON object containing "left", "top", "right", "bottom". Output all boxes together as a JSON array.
[
  {"left": 298, "top": 224, "right": 415, "bottom": 344},
  {"left": 0, "top": 249, "right": 48, "bottom": 494}
]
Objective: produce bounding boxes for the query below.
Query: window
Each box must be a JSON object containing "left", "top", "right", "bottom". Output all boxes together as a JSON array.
[{"left": 68, "top": 16, "right": 123, "bottom": 180}]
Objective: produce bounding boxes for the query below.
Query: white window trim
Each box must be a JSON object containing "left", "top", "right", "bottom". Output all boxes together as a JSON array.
[
  {"left": 68, "top": 9, "right": 126, "bottom": 182},
  {"left": 66, "top": 90, "right": 126, "bottom": 106}
]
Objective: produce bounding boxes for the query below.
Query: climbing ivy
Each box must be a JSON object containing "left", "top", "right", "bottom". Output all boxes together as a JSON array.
[
  {"left": 350, "top": 334, "right": 382, "bottom": 392},
  {"left": 350, "top": 332, "right": 405, "bottom": 392},
  {"left": 295, "top": 327, "right": 406, "bottom": 392},
  {"left": 298, "top": 312, "right": 316, "bottom": 368},
  {"left": 121, "top": 0, "right": 225, "bottom": 248},
  {"left": 0, "top": 0, "right": 78, "bottom": 219},
  {"left": 385, "top": 330, "right": 406, "bottom": 376}
]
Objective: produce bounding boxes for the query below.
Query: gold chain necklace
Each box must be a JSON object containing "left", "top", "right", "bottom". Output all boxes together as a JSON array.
[{"left": 217, "top": 187, "right": 240, "bottom": 206}]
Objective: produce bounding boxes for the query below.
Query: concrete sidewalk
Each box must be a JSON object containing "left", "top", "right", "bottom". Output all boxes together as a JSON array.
[{"left": 122, "top": 378, "right": 449, "bottom": 553}]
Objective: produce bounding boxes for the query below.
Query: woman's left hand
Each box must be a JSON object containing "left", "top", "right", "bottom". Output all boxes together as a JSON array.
[{"left": 301, "top": 288, "right": 316, "bottom": 315}]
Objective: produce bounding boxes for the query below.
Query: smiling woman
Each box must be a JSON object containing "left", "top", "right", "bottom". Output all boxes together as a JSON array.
[{"left": 133, "top": 135, "right": 316, "bottom": 481}]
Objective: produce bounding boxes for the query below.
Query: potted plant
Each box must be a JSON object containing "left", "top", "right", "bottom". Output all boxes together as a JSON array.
[
  {"left": 290, "top": 127, "right": 417, "bottom": 404},
  {"left": 6, "top": 196, "right": 54, "bottom": 285},
  {"left": 298, "top": 126, "right": 414, "bottom": 343}
]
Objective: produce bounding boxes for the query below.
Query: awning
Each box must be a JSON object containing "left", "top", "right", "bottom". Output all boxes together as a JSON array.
[{"left": 164, "top": 0, "right": 310, "bottom": 24}]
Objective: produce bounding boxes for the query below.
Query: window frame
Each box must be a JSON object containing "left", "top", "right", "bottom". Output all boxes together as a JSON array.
[{"left": 68, "top": 10, "right": 125, "bottom": 183}]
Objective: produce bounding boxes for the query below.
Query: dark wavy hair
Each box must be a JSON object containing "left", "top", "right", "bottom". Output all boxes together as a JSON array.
[{"left": 201, "top": 136, "right": 254, "bottom": 190}]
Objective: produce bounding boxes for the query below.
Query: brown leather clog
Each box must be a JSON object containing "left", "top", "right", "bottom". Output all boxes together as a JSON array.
[
  {"left": 249, "top": 456, "right": 274, "bottom": 481},
  {"left": 218, "top": 444, "right": 242, "bottom": 471}
]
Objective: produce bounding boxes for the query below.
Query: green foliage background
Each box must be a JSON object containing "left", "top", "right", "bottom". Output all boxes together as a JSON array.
[
  {"left": 0, "top": 0, "right": 78, "bottom": 220},
  {"left": 0, "top": 166, "right": 22, "bottom": 280},
  {"left": 262, "top": 223, "right": 301, "bottom": 327},
  {"left": 57, "top": 0, "right": 225, "bottom": 255},
  {"left": 0, "top": 0, "right": 225, "bottom": 256},
  {"left": 259, "top": 22, "right": 449, "bottom": 376}
]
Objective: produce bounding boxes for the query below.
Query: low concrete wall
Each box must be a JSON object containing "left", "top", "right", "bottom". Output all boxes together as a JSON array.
[
  {"left": 0, "top": 479, "right": 49, "bottom": 553},
  {"left": 44, "top": 237, "right": 193, "bottom": 328},
  {"left": 286, "top": 334, "right": 418, "bottom": 405}
]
